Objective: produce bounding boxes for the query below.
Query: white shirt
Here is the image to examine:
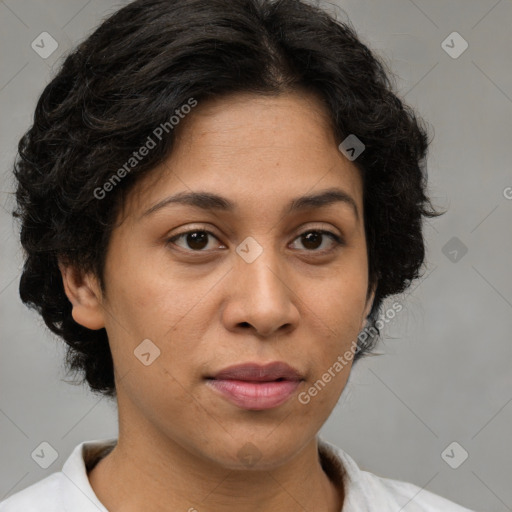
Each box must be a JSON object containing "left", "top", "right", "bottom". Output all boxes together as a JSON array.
[{"left": 0, "top": 437, "right": 476, "bottom": 511}]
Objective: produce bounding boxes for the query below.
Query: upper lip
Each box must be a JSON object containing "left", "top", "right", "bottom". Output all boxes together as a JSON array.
[{"left": 209, "top": 362, "right": 303, "bottom": 382}]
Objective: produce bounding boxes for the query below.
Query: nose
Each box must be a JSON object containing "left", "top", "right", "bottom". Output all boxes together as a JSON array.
[{"left": 221, "top": 243, "right": 300, "bottom": 338}]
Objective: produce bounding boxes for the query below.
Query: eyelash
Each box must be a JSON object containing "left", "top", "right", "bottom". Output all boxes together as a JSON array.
[{"left": 166, "top": 228, "right": 344, "bottom": 254}]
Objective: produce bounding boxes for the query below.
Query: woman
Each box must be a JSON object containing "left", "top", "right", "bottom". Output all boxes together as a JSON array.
[{"left": 1, "top": 0, "right": 475, "bottom": 510}]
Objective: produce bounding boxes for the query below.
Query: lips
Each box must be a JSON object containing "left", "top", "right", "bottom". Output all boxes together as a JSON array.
[
  {"left": 206, "top": 362, "right": 303, "bottom": 410},
  {"left": 210, "top": 362, "right": 303, "bottom": 382}
]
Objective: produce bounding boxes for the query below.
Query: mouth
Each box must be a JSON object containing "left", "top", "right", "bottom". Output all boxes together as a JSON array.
[{"left": 205, "top": 362, "right": 304, "bottom": 411}]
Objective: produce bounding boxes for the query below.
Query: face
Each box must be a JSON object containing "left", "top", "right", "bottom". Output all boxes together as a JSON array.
[{"left": 69, "top": 91, "right": 375, "bottom": 470}]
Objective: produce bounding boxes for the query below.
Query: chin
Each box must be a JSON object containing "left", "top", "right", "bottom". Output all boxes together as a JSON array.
[{"left": 201, "top": 429, "right": 309, "bottom": 471}]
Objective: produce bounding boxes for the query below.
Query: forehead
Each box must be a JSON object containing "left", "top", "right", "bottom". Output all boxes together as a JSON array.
[
  {"left": 119, "top": 91, "right": 363, "bottom": 223},
  {"left": 174, "top": 90, "right": 338, "bottom": 152}
]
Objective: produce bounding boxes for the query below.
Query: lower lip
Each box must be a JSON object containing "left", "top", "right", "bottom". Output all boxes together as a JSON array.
[{"left": 206, "top": 379, "right": 301, "bottom": 410}]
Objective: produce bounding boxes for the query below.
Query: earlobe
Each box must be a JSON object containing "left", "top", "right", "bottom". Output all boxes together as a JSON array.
[{"left": 58, "top": 261, "right": 106, "bottom": 330}]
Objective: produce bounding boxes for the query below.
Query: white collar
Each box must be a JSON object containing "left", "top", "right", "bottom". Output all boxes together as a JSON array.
[{"left": 5, "top": 437, "right": 472, "bottom": 511}]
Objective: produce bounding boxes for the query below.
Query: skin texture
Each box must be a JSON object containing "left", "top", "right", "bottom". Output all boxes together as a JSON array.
[{"left": 60, "top": 90, "right": 376, "bottom": 512}]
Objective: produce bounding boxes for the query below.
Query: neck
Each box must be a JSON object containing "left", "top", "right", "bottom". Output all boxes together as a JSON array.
[{"left": 88, "top": 428, "right": 343, "bottom": 512}]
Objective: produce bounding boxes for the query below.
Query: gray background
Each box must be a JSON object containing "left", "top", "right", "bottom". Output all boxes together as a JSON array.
[{"left": 1, "top": 0, "right": 511, "bottom": 510}]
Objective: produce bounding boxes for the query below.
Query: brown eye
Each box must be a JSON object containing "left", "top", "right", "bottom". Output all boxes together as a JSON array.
[
  {"left": 301, "top": 231, "right": 322, "bottom": 250},
  {"left": 168, "top": 230, "right": 221, "bottom": 251},
  {"left": 291, "top": 230, "right": 343, "bottom": 252}
]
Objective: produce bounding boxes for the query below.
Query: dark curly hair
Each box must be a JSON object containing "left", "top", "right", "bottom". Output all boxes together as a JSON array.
[{"left": 13, "top": 0, "right": 442, "bottom": 398}]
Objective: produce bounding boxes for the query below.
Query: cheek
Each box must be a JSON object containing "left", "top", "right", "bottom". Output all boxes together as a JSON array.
[
  {"left": 102, "top": 257, "right": 213, "bottom": 384},
  {"left": 117, "top": 357, "right": 215, "bottom": 451},
  {"left": 300, "top": 271, "right": 366, "bottom": 394},
  {"left": 104, "top": 251, "right": 197, "bottom": 336},
  {"left": 307, "top": 273, "right": 367, "bottom": 339}
]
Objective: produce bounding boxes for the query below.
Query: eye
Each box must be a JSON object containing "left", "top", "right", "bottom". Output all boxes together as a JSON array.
[
  {"left": 167, "top": 228, "right": 344, "bottom": 254},
  {"left": 290, "top": 230, "right": 344, "bottom": 253},
  {"left": 167, "top": 230, "right": 224, "bottom": 251}
]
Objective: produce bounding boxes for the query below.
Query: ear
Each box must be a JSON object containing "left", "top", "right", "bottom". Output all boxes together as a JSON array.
[
  {"left": 361, "top": 282, "right": 377, "bottom": 330},
  {"left": 58, "top": 260, "right": 106, "bottom": 330}
]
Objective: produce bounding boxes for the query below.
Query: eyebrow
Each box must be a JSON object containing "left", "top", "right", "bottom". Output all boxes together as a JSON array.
[{"left": 140, "top": 187, "right": 359, "bottom": 221}]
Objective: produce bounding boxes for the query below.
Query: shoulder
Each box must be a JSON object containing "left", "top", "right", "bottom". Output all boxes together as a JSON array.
[
  {"left": 361, "top": 471, "right": 476, "bottom": 511},
  {"left": 318, "top": 437, "right": 477, "bottom": 512},
  {"left": 0, "top": 438, "right": 115, "bottom": 512},
  {"left": 0, "top": 473, "right": 63, "bottom": 511}
]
